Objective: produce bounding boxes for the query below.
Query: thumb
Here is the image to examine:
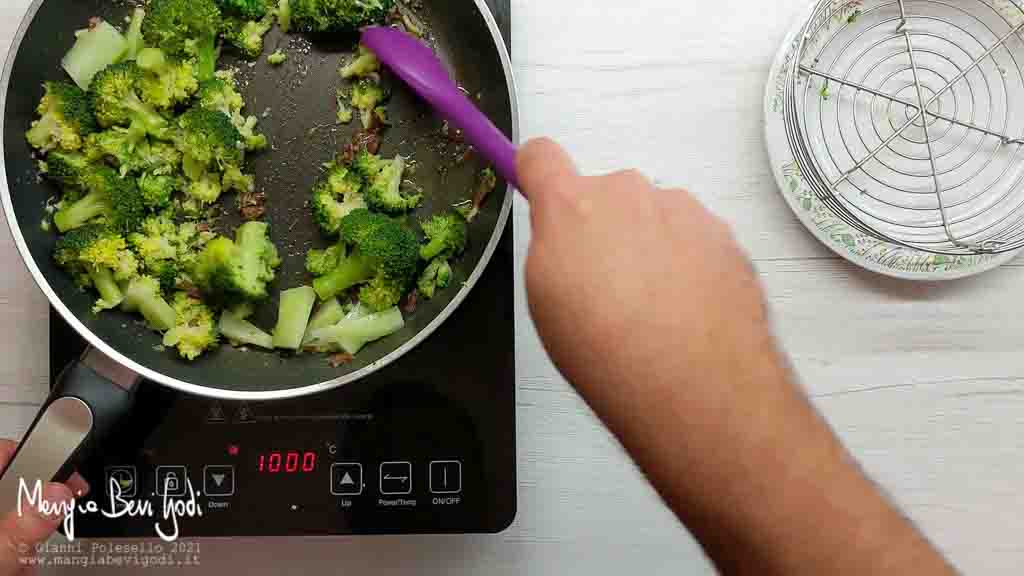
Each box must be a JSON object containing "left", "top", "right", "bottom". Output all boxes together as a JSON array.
[
  {"left": 517, "top": 138, "right": 578, "bottom": 219},
  {"left": 0, "top": 482, "right": 72, "bottom": 572}
]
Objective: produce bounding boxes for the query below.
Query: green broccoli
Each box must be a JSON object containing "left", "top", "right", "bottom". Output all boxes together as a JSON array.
[
  {"left": 88, "top": 126, "right": 147, "bottom": 170},
  {"left": 339, "top": 45, "right": 380, "bottom": 79},
  {"left": 25, "top": 81, "right": 97, "bottom": 153},
  {"left": 193, "top": 221, "right": 281, "bottom": 300},
  {"left": 142, "top": 0, "right": 222, "bottom": 81},
  {"left": 44, "top": 150, "right": 93, "bottom": 189},
  {"left": 302, "top": 297, "right": 345, "bottom": 344},
  {"left": 186, "top": 172, "right": 224, "bottom": 204},
  {"left": 235, "top": 114, "right": 268, "bottom": 151},
  {"left": 222, "top": 165, "right": 256, "bottom": 194},
  {"left": 54, "top": 224, "right": 140, "bottom": 312},
  {"left": 174, "top": 107, "right": 244, "bottom": 179},
  {"left": 163, "top": 292, "right": 219, "bottom": 360},
  {"left": 419, "top": 213, "right": 467, "bottom": 261},
  {"left": 129, "top": 213, "right": 178, "bottom": 271},
  {"left": 122, "top": 139, "right": 182, "bottom": 176},
  {"left": 286, "top": 0, "right": 393, "bottom": 33},
  {"left": 267, "top": 50, "right": 288, "bottom": 65},
  {"left": 53, "top": 166, "right": 147, "bottom": 234},
  {"left": 312, "top": 164, "right": 366, "bottom": 235},
  {"left": 309, "top": 209, "right": 419, "bottom": 310},
  {"left": 137, "top": 172, "right": 179, "bottom": 209},
  {"left": 417, "top": 257, "right": 451, "bottom": 299},
  {"left": 335, "top": 89, "right": 353, "bottom": 124},
  {"left": 196, "top": 76, "right": 245, "bottom": 118},
  {"left": 217, "top": 0, "right": 270, "bottom": 20},
  {"left": 350, "top": 78, "right": 386, "bottom": 129},
  {"left": 272, "top": 285, "right": 317, "bottom": 349},
  {"left": 305, "top": 243, "right": 345, "bottom": 276},
  {"left": 223, "top": 14, "right": 275, "bottom": 59},
  {"left": 351, "top": 147, "right": 384, "bottom": 179},
  {"left": 61, "top": 19, "right": 129, "bottom": 90},
  {"left": 89, "top": 62, "right": 169, "bottom": 138},
  {"left": 304, "top": 306, "right": 404, "bottom": 355},
  {"left": 121, "top": 275, "right": 178, "bottom": 331},
  {"left": 124, "top": 7, "right": 147, "bottom": 61},
  {"left": 362, "top": 155, "right": 421, "bottom": 214},
  {"left": 219, "top": 306, "right": 274, "bottom": 349},
  {"left": 136, "top": 47, "right": 200, "bottom": 109}
]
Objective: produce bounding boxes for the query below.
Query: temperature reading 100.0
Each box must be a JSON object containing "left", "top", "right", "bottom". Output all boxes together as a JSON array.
[{"left": 257, "top": 451, "right": 317, "bottom": 474}]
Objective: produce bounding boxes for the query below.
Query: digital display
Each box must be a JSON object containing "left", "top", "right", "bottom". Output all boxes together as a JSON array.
[{"left": 256, "top": 451, "right": 318, "bottom": 474}]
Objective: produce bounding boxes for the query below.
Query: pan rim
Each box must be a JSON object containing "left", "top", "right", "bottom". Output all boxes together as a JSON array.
[{"left": 0, "top": 0, "right": 518, "bottom": 401}]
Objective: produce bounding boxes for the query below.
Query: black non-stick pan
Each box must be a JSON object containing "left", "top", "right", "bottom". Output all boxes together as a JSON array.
[{"left": 0, "top": 0, "right": 516, "bottom": 513}]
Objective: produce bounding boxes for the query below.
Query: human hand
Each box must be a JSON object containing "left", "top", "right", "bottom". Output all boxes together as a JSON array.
[
  {"left": 0, "top": 439, "right": 88, "bottom": 575},
  {"left": 519, "top": 138, "right": 776, "bottom": 434}
]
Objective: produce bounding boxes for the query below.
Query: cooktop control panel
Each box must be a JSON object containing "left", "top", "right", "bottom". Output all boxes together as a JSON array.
[{"left": 52, "top": 224, "right": 515, "bottom": 537}]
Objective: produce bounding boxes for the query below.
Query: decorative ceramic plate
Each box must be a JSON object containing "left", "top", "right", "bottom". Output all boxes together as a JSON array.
[{"left": 764, "top": 0, "right": 1022, "bottom": 279}]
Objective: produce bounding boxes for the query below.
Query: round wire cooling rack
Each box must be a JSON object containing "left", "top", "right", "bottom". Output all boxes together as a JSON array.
[{"left": 784, "top": 0, "right": 1024, "bottom": 255}]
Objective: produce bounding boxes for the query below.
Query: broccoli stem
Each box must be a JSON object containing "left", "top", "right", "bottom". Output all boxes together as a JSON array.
[
  {"left": 421, "top": 237, "right": 450, "bottom": 262},
  {"left": 61, "top": 20, "right": 128, "bottom": 89},
  {"left": 219, "top": 310, "right": 274, "bottom": 349},
  {"left": 125, "top": 94, "right": 167, "bottom": 136},
  {"left": 54, "top": 191, "right": 107, "bottom": 232},
  {"left": 195, "top": 35, "right": 218, "bottom": 81},
  {"left": 89, "top": 267, "right": 123, "bottom": 309},
  {"left": 122, "top": 281, "right": 177, "bottom": 331},
  {"left": 124, "top": 8, "right": 146, "bottom": 61},
  {"left": 307, "top": 307, "right": 404, "bottom": 355},
  {"left": 25, "top": 115, "right": 60, "bottom": 151},
  {"left": 272, "top": 286, "right": 317, "bottom": 350},
  {"left": 136, "top": 47, "right": 167, "bottom": 72},
  {"left": 312, "top": 253, "right": 374, "bottom": 301},
  {"left": 302, "top": 297, "right": 346, "bottom": 345}
]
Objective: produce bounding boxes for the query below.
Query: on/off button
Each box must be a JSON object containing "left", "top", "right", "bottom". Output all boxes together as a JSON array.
[{"left": 430, "top": 461, "right": 461, "bottom": 494}]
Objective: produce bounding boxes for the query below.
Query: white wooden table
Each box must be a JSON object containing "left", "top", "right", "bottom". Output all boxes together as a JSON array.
[{"left": 3, "top": 0, "right": 1024, "bottom": 573}]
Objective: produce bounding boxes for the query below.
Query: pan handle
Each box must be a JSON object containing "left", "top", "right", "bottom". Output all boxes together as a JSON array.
[{"left": 0, "top": 348, "right": 138, "bottom": 514}]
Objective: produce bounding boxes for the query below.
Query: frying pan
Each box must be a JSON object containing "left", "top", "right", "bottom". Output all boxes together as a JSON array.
[{"left": 0, "top": 0, "right": 517, "bottom": 513}]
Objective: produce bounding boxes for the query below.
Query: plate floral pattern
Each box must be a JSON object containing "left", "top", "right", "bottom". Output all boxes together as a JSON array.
[{"left": 763, "top": 0, "right": 1019, "bottom": 279}]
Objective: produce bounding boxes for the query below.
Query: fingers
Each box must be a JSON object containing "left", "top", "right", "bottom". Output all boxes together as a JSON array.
[
  {"left": 0, "top": 482, "right": 72, "bottom": 573},
  {"left": 66, "top": 474, "right": 89, "bottom": 499},
  {"left": 517, "top": 138, "right": 578, "bottom": 204},
  {"left": 0, "top": 440, "right": 16, "bottom": 467}
]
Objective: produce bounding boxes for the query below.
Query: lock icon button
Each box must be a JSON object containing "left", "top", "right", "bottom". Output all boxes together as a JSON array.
[{"left": 155, "top": 466, "right": 188, "bottom": 497}]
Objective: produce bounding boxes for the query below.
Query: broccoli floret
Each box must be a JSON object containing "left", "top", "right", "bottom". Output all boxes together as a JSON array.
[
  {"left": 417, "top": 257, "right": 451, "bottom": 299},
  {"left": 312, "top": 164, "right": 366, "bottom": 235},
  {"left": 123, "top": 139, "right": 182, "bottom": 175},
  {"left": 362, "top": 155, "right": 420, "bottom": 214},
  {"left": 143, "top": 0, "right": 222, "bottom": 81},
  {"left": 129, "top": 214, "right": 178, "bottom": 270},
  {"left": 223, "top": 14, "right": 274, "bottom": 59},
  {"left": 44, "top": 150, "right": 93, "bottom": 189},
  {"left": 419, "top": 213, "right": 467, "bottom": 261},
  {"left": 121, "top": 275, "right": 177, "bottom": 331},
  {"left": 304, "top": 306, "right": 404, "bottom": 355},
  {"left": 350, "top": 78, "right": 386, "bottom": 130},
  {"left": 222, "top": 165, "right": 256, "bottom": 194},
  {"left": 163, "top": 292, "right": 219, "bottom": 360},
  {"left": 54, "top": 224, "right": 139, "bottom": 312},
  {"left": 196, "top": 77, "right": 244, "bottom": 118},
  {"left": 272, "top": 285, "right": 317, "bottom": 350},
  {"left": 61, "top": 20, "right": 129, "bottom": 90},
  {"left": 217, "top": 0, "right": 270, "bottom": 20},
  {"left": 267, "top": 50, "right": 288, "bottom": 65},
  {"left": 174, "top": 107, "right": 244, "bottom": 179},
  {"left": 136, "top": 48, "right": 200, "bottom": 110},
  {"left": 89, "top": 62, "right": 169, "bottom": 139},
  {"left": 124, "top": 7, "right": 147, "bottom": 61},
  {"left": 339, "top": 45, "right": 380, "bottom": 79},
  {"left": 25, "top": 81, "right": 97, "bottom": 152},
  {"left": 335, "top": 89, "right": 353, "bottom": 124},
  {"left": 236, "top": 114, "right": 268, "bottom": 151},
  {"left": 186, "top": 172, "right": 224, "bottom": 204},
  {"left": 53, "top": 166, "right": 146, "bottom": 234},
  {"left": 193, "top": 221, "right": 281, "bottom": 300},
  {"left": 351, "top": 147, "right": 384, "bottom": 180},
  {"left": 310, "top": 209, "right": 418, "bottom": 309},
  {"left": 305, "top": 243, "right": 345, "bottom": 276},
  {"left": 88, "top": 126, "right": 147, "bottom": 170},
  {"left": 219, "top": 307, "right": 274, "bottom": 349},
  {"left": 138, "top": 172, "right": 179, "bottom": 209},
  {"left": 287, "top": 0, "right": 393, "bottom": 33}
]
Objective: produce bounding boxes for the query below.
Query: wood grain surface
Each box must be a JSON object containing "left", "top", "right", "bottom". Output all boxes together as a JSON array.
[{"left": 2, "top": 0, "right": 1023, "bottom": 573}]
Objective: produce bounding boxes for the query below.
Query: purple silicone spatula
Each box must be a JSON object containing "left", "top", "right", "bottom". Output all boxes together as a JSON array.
[{"left": 361, "top": 26, "right": 520, "bottom": 190}]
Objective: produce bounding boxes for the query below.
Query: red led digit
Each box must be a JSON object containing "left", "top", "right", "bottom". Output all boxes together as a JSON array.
[
  {"left": 302, "top": 452, "right": 316, "bottom": 472},
  {"left": 268, "top": 452, "right": 282, "bottom": 473},
  {"left": 286, "top": 452, "right": 299, "bottom": 473},
  {"left": 258, "top": 454, "right": 265, "bottom": 472}
]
